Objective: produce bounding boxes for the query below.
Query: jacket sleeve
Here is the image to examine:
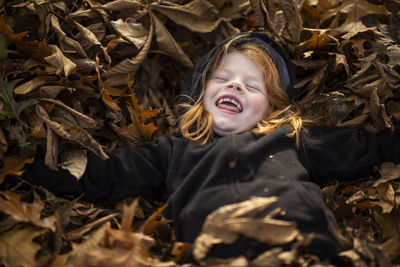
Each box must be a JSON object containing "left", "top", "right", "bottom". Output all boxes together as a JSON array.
[
  {"left": 301, "top": 126, "right": 400, "bottom": 181},
  {"left": 19, "top": 135, "right": 175, "bottom": 203}
]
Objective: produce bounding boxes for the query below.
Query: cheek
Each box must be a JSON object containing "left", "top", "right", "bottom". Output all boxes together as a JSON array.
[
  {"left": 250, "top": 96, "right": 269, "bottom": 118},
  {"left": 202, "top": 89, "right": 213, "bottom": 111},
  {"left": 203, "top": 83, "right": 218, "bottom": 109}
]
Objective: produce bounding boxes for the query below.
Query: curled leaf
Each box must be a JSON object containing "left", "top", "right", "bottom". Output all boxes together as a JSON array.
[
  {"left": 44, "top": 44, "right": 77, "bottom": 77},
  {"left": 153, "top": 0, "right": 221, "bottom": 33},
  {"left": 110, "top": 19, "right": 148, "bottom": 49},
  {"left": 193, "top": 197, "right": 299, "bottom": 260},
  {"left": 35, "top": 105, "right": 108, "bottom": 160},
  {"left": 14, "top": 75, "right": 57, "bottom": 95},
  {"left": 150, "top": 12, "right": 193, "bottom": 68},
  {"left": 104, "top": 23, "right": 153, "bottom": 79}
]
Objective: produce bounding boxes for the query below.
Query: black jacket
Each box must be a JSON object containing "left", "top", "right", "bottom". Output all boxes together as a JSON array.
[{"left": 21, "top": 125, "right": 400, "bottom": 260}]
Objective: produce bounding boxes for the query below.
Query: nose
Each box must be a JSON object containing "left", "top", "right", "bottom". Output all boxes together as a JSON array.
[{"left": 227, "top": 80, "right": 243, "bottom": 92}]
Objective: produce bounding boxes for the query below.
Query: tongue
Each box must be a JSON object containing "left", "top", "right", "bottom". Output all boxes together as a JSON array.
[{"left": 217, "top": 103, "right": 240, "bottom": 113}]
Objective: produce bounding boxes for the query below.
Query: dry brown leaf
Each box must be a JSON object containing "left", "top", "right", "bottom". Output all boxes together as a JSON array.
[
  {"left": 222, "top": 217, "right": 299, "bottom": 244},
  {"left": 201, "top": 256, "right": 248, "bottom": 266},
  {"left": 62, "top": 222, "right": 111, "bottom": 267},
  {"left": 65, "top": 8, "right": 98, "bottom": 21},
  {"left": 373, "top": 162, "right": 400, "bottom": 187},
  {"left": 193, "top": 197, "right": 299, "bottom": 260},
  {"left": 121, "top": 198, "right": 139, "bottom": 231},
  {"left": 83, "top": 228, "right": 176, "bottom": 267},
  {"left": 342, "top": 38, "right": 370, "bottom": 57},
  {"left": 153, "top": 0, "right": 221, "bottom": 33},
  {"left": 250, "top": 0, "right": 267, "bottom": 30},
  {"left": 66, "top": 213, "right": 118, "bottom": 240},
  {"left": 74, "top": 21, "right": 111, "bottom": 64},
  {"left": 45, "top": 126, "right": 59, "bottom": 171},
  {"left": 373, "top": 210, "right": 400, "bottom": 241},
  {"left": 297, "top": 64, "right": 329, "bottom": 105},
  {"left": 370, "top": 87, "right": 390, "bottom": 130},
  {"left": 337, "top": 113, "right": 369, "bottom": 128},
  {"left": 0, "top": 127, "right": 7, "bottom": 154},
  {"left": 110, "top": 19, "right": 148, "bottom": 49},
  {"left": 250, "top": 247, "right": 284, "bottom": 267},
  {"left": 60, "top": 149, "right": 88, "bottom": 180},
  {"left": 0, "top": 155, "right": 33, "bottom": 184},
  {"left": 0, "top": 191, "right": 57, "bottom": 231},
  {"left": 386, "top": 44, "right": 400, "bottom": 69},
  {"left": 330, "top": 52, "right": 350, "bottom": 74},
  {"left": 375, "top": 183, "right": 396, "bottom": 213},
  {"left": 387, "top": 101, "right": 400, "bottom": 121},
  {"left": 208, "top": 0, "right": 230, "bottom": 9},
  {"left": 104, "top": 23, "right": 153, "bottom": 80},
  {"left": 44, "top": 44, "right": 77, "bottom": 76},
  {"left": 106, "top": 37, "right": 128, "bottom": 52},
  {"left": 219, "top": 0, "right": 250, "bottom": 21},
  {"left": 38, "top": 98, "right": 98, "bottom": 128},
  {"left": 74, "top": 21, "right": 102, "bottom": 47},
  {"left": 35, "top": 105, "right": 108, "bottom": 160},
  {"left": 95, "top": 0, "right": 143, "bottom": 11},
  {"left": 273, "top": 0, "right": 302, "bottom": 42},
  {"left": 382, "top": 237, "right": 400, "bottom": 260},
  {"left": 150, "top": 11, "right": 193, "bottom": 68},
  {"left": 49, "top": 14, "right": 88, "bottom": 58},
  {"left": 0, "top": 226, "right": 47, "bottom": 267},
  {"left": 322, "top": 0, "right": 389, "bottom": 36},
  {"left": 14, "top": 75, "right": 57, "bottom": 95}
]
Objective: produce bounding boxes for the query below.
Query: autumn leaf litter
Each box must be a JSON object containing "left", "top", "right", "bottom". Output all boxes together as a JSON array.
[{"left": 0, "top": 0, "right": 399, "bottom": 266}]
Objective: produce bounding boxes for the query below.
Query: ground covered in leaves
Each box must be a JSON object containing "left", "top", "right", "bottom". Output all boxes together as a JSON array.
[{"left": 0, "top": 0, "right": 399, "bottom": 266}]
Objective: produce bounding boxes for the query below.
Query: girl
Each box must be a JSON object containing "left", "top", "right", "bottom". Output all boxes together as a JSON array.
[{"left": 16, "top": 32, "right": 400, "bottom": 264}]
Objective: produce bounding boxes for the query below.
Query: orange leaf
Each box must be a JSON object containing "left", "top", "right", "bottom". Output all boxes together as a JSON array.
[
  {"left": 171, "top": 242, "right": 191, "bottom": 262},
  {"left": 101, "top": 88, "right": 121, "bottom": 112},
  {"left": 123, "top": 102, "right": 158, "bottom": 141},
  {"left": 126, "top": 77, "right": 159, "bottom": 123},
  {"left": 0, "top": 156, "right": 33, "bottom": 184},
  {"left": 140, "top": 204, "right": 171, "bottom": 235},
  {"left": 0, "top": 16, "right": 51, "bottom": 60},
  {"left": 298, "top": 30, "right": 328, "bottom": 50},
  {"left": 0, "top": 16, "right": 27, "bottom": 43}
]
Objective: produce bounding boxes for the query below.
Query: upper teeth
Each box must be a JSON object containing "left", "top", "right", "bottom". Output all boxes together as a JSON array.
[{"left": 217, "top": 98, "right": 243, "bottom": 112}]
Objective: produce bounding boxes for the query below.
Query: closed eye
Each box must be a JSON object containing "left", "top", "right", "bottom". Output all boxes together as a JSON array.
[
  {"left": 247, "top": 84, "right": 262, "bottom": 92},
  {"left": 214, "top": 76, "right": 229, "bottom": 82}
]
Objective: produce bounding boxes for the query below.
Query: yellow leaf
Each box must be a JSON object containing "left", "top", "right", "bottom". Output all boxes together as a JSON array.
[{"left": 0, "top": 155, "right": 33, "bottom": 184}]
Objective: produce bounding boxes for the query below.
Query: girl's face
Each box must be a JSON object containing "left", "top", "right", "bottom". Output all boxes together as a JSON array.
[{"left": 203, "top": 51, "right": 269, "bottom": 136}]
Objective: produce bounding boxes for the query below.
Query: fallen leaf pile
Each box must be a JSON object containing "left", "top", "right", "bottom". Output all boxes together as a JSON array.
[{"left": 0, "top": 0, "right": 399, "bottom": 266}]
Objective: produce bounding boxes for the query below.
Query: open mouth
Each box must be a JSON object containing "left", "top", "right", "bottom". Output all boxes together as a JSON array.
[{"left": 215, "top": 96, "right": 243, "bottom": 113}]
